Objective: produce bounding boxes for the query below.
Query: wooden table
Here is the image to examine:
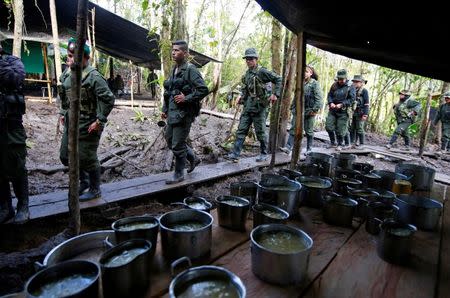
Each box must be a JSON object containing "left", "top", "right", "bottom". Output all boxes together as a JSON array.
[{"left": 145, "top": 183, "right": 449, "bottom": 298}]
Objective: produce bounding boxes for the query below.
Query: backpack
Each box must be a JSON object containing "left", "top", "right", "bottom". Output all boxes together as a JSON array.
[{"left": 182, "top": 63, "right": 202, "bottom": 117}]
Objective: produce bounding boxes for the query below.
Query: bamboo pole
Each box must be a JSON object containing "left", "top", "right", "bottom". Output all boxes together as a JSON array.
[
  {"left": 68, "top": 0, "right": 89, "bottom": 236},
  {"left": 290, "top": 32, "right": 306, "bottom": 169},
  {"left": 49, "top": 0, "right": 62, "bottom": 83},
  {"left": 130, "top": 61, "right": 134, "bottom": 108},
  {"left": 91, "top": 7, "right": 97, "bottom": 67},
  {"left": 42, "top": 43, "right": 53, "bottom": 103},
  {"left": 419, "top": 81, "right": 433, "bottom": 157}
]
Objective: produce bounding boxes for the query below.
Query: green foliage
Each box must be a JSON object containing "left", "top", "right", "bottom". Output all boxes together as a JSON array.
[
  {"left": 132, "top": 108, "right": 147, "bottom": 123},
  {"left": 408, "top": 123, "right": 420, "bottom": 138}
]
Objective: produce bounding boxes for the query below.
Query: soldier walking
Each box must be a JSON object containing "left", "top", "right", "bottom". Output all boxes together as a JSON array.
[
  {"left": 162, "top": 40, "right": 208, "bottom": 184},
  {"left": 59, "top": 38, "right": 115, "bottom": 201},
  {"left": 433, "top": 92, "right": 450, "bottom": 153},
  {"left": 225, "top": 48, "right": 282, "bottom": 162},
  {"left": 0, "top": 43, "right": 29, "bottom": 223}
]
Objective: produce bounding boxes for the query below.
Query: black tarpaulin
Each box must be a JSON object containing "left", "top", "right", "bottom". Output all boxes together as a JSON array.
[
  {"left": 0, "top": 0, "right": 219, "bottom": 69},
  {"left": 255, "top": 0, "right": 450, "bottom": 82}
]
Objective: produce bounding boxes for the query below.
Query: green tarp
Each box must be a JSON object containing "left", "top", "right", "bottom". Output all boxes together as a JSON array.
[{"left": 3, "top": 40, "right": 44, "bottom": 74}]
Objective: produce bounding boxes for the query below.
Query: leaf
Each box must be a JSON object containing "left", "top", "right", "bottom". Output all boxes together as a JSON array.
[{"left": 142, "top": 0, "right": 149, "bottom": 11}]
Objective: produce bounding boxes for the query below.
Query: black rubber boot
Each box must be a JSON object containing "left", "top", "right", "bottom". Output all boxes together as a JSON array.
[
  {"left": 0, "top": 180, "right": 14, "bottom": 224},
  {"left": 11, "top": 174, "right": 30, "bottom": 224},
  {"left": 225, "top": 138, "right": 244, "bottom": 161},
  {"left": 79, "top": 168, "right": 102, "bottom": 201},
  {"left": 79, "top": 170, "right": 90, "bottom": 195},
  {"left": 336, "top": 135, "right": 344, "bottom": 146},
  {"left": 166, "top": 156, "right": 185, "bottom": 184},
  {"left": 327, "top": 131, "right": 337, "bottom": 147},
  {"left": 286, "top": 134, "right": 294, "bottom": 150},
  {"left": 386, "top": 134, "right": 398, "bottom": 148},
  {"left": 441, "top": 140, "right": 447, "bottom": 151},
  {"left": 404, "top": 135, "right": 410, "bottom": 148},
  {"left": 359, "top": 133, "right": 365, "bottom": 145},
  {"left": 344, "top": 133, "right": 351, "bottom": 147},
  {"left": 256, "top": 140, "right": 269, "bottom": 162},
  {"left": 186, "top": 147, "right": 200, "bottom": 174},
  {"left": 306, "top": 135, "right": 313, "bottom": 152}
]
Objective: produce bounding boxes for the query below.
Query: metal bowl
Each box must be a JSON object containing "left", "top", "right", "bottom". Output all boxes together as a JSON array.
[{"left": 395, "top": 195, "right": 443, "bottom": 230}]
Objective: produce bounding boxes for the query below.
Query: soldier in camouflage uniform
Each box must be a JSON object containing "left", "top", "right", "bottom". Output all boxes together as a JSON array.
[
  {"left": 325, "top": 69, "right": 356, "bottom": 150},
  {"left": 225, "top": 48, "right": 282, "bottom": 162},
  {"left": 349, "top": 75, "right": 370, "bottom": 148},
  {"left": 0, "top": 43, "right": 29, "bottom": 224},
  {"left": 433, "top": 92, "right": 450, "bottom": 153},
  {"left": 386, "top": 90, "right": 421, "bottom": 150},
  {"left": 162, "top": 40, "right": 208, "bottom": 184},
  {"left": 59, "top": 38, "right": 115, "bottom": 201},
  {"left": 281, "top": 65, "right": 322, "bottom": 153}
]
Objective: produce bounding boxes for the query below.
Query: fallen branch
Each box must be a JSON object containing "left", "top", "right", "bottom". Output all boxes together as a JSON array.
[
  {"left": 109, "top": 150, "right": 148, "bottom": 175},
  {"left": 141, "top": 129, "right": 164, "bottom": 158}
]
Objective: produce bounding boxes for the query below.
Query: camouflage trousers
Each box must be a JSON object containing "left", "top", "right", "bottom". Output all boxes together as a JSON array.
[
  {"left": 325, "top": 110, "right": 349, "bottom": 138},
  {"left": 236, "top": 109, "right": 268, "bottom": 142},
  {"left": 165, "top": 117, "right": 193, "bottom": 159},
  {"left": 0, "top": 142, "right": 27, "bottom": 180},
  {"left": 350, "top": 115, "right": 366, "bottom": 142},
  {"left": 441, "top": 122, "right": 450, "bottom": 150},
  {"left": 289, "top": 110, "right": 316, "bottom": 137}
]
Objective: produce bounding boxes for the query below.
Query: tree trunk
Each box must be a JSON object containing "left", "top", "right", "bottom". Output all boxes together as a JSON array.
[
  {"left": 436, "top": 81, "right": 450, "bottom": 145},
  {"left": 290, "top": 32, "right": 306, "bottom": 169},
  {"left": 161, "top": 4, "right": 172, "bottom": 84},
  {"left": 277, "top": 33, "right": 297, "bottom": 148},
  {"left": 12, "top": 0, "right": 24, "bottom": 57},
  {"left": 49, "top": 0, "right": 62, "bottom": 82},
  {"left": 210, "top": 0, "right": 223, "bottom": 109},
  {"left": 419, "top": 82, "right": 433, "bottom": 157},
  {"left": 68, "top": 0, "right": 89, "bottom": 236},
  {"left": 268, "top": 18, "right": 282, "bottom": 153},
  {"left": 109, "top": 57, "right": 114, "bottom": 79},
  {"left": 171, "top": 0, "right": 187, "bottom": 41}
]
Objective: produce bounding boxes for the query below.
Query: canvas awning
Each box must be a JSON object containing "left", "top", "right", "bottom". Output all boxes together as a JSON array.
[{"left": 255, "top": 0, "right": 450, "bottom": 82}]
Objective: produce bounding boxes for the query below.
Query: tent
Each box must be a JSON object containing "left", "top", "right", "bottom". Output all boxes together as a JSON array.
[{"left": 255, "top": 0, "right": 450, "bottom": 82}]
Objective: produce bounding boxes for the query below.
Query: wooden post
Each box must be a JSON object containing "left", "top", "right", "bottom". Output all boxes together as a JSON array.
[
  {"left": 290, "top": 31, "right": 306, "bottom": 169},
  {"left": 42, "top": 43, "right": 53, "bottom": 103},
  {"left": 130, "top": 61, "right": 134, "bottom": 108},
  {"left": 49, "top": 0, "right": 62, "bottom": 84},
  {"left": 419, "top": 82, "right": 433, "bottom": 157},
  {"left": 109, "top": 57, "right": 114, "bottom": 79},
  {"left": 68, "top": 0, "right": 89, "bottom": 236},
  {"left": 91, "top": 7, "right": 97, "bottom": 67},
  {"left": 12, "top": 0, "right": 23, "bottom": 58},
  {"left": 137, "top": 67, "right": 141, "bottom": 95}
]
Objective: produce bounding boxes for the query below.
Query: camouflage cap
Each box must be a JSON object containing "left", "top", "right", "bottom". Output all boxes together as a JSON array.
[
  {"left": 443, "top": 91, "right": 450, "bottom": 98},
  {"left": 399, "top": 89, "right": 412, "bottom": 96},
  {"left": 351, "top": 74, "right": 366, "bottom": 83},
  {"left": 336, "top": 69, "right": 348, "bottom": 79},
  {"left": 68, "top": 37, "right": 91, "bottom": 56},
  {"left": 243, "top": 48, "right": 258, "bottom": 59}
]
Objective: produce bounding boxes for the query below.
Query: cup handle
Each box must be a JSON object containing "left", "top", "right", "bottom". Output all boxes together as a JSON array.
[
  {"left": 104, "top": 236, "right": 115, "bottom": 249},
  {"left": 34, "top": 261, "right": 45, "bottom": 272},
  {"left": 171, "top": 256, "right": 192, "bottom": 277}
]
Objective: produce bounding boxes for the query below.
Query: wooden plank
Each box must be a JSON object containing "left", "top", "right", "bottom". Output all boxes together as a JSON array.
[
  {"left": 304, "top": 220, "right": 441, "bottom": 297},
  {"left": 147, "top": 210, "right": 253, "bottom": 297},
  {"left": 438, "top": 200, "right": 450, "bottom": 298},
  {"left": 28, "top": 153, "right": 291, "bottom": 220},
  {"left": 210, "top": 208, "right": 362, "bottom": 297}
]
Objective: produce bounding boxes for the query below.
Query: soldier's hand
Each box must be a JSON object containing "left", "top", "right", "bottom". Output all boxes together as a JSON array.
[
  {"left": 161, "top": 112, "right": 167, "bottom": 119},
  {"left": 174, "top": 92, "right": 186, "bottom": 104},
  {"left": 88, "top": 120, "right": 101, "bottom": 134},
  {"left": 236, "top": 96, "right": 242, "bottom": 105},
  {"left": 361, "top": 115, "right": 368, "bottom": 121},
  {"left": 59, "top": 116, "right": 65, "bottom": 126},
  {"left": 269, "top": 94, "right": 277, "bottom": 104},
  {"left": 336, "top": 103, "right": 343, "bottom": 109},
  {"left": 330, "top": 103, "right": 336, "bottom": 109},
  {"left": 309, "top": 111, "right": 317, "bottom": 116}
]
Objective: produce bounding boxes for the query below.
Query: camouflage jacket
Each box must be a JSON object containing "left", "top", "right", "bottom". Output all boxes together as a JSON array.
[
  {"left": 434, "top": 102, "right": 450, "bottom": 125},
  {"left": 354, "top": 87, "right": 370, "bottom": 116},
  {"left": 240, "top": 66, "right": 282, "bottom": 113},
  {"left": 291, "top": 78, "right": 323, "bottom": 114},
  {"left": 327, "top": 81, "right": 356, "bottom": 111},
  {"left": 393, "top": 96, "right": 421, "bottom": 123}
]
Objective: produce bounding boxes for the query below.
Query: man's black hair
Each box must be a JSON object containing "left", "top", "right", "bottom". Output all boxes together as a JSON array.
[{"left": 172, "top": 40, "right": 189, "bottom": 52}]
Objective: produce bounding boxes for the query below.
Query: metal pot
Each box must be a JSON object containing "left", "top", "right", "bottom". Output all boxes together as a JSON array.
[
  {"left": 334, "top": 177, "right": 362, "bottom": 196},
  {"left": 251, "top": 224, "right": 313, "bottom": 285},
  {"left": 169, "top": 257, "right": 246, "bottom": 298},
  {"left": 395, "top": 163, "right": 436, "bottom": 192},
  {"left": 365, "top": 202, "right": 399, "bottom": 235},
  {"left": 395, "top": 195, "right": 443, "bottom": 230},
  {"left": 257, "top": 174, "right": 302, "bottom": 217},
  {"left": 352, "top": 162, "right": 374, "bottom": 174},
  {"left": 348, "top": 188, "right": 380, "bottom": 218},
  {"left": 230, "top": 181, "right": 258, "bottom": 205},
  {"left": 371, "top": 170, "right": 409, "bottom": 191},
  {"left": 216, "top": 195, "right": 250, "bottom": 231},
  {"left": 111, "top": 216, "right": 159, "bottom": 255},
  {"left": 39, "top": 230, "right": 117, "bottom": 269},
  {"left": 377, "top": 219, "right": 417, "bottom": 264},
  {"left": 298, "top": 163, "right": 321, "bottom": 177},
  {"left": 278, "top": 168, "right": 303, "bottom": 181},
  {"left": 100, "top": 239, "right": 152, "bottom": 298},
  {"left": 26, "top": 260, "right": 100, "bottom": 298},
  {"left": 322, "top": 193, "right": 358, "bottom": 227},
  {"left": 360, "top": 173, "right": 382, "bottom": 189},
  {"left": 368, "top": 188, "right": 397, "bottom": 205},
  {"left": 252, "top": 203, "right": 289, "bottom": 229},
  {"left": 334, "top": 168, "right": 361, "bottom": 180},
  {"left": 333, "top": 153, "right": 356, "bottom": 170},
  {"left": 183, "top": 196, "right": 213, "bottom": 212},
  {"left": 159, "top": 209, "right": 213, "bottom": 260},
  {"left": 296, "top": 176, "right": 332, "bottom": 208},
  {"left": 305, "top": 152, "right": 334, "bottom": 177}
]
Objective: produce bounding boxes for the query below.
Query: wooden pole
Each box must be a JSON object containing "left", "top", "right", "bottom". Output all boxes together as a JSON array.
[
  {"left": 130, "top": 61, "right": 134, "bottom": 108},
  {"left": 42, "top": 43, "right": 53, "bottom": 103},
  {"left": 68, "top": 0, "right": 89, "bottom": 236},
  {"left": 91, "top": 7, "right": 97, "bottom": 67},
  {"left": 49, "top": 0, "right": 62, "bottom": 83},
  {"left": 419, "top": 81, "right": 433, "bottom": 157},
  {"left": 12, "top": 0, "right": 23, "bottom": 57},
  {"left": 290, "top": 31, "right": 306, "bottom": 169}
]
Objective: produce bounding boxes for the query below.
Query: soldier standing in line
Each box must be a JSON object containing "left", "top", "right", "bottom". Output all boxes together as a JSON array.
[
  {"left": 325, "top": 69, "right": 356, "bottom": 151},
  {"left": 0, "top": 43, "right": 29, "bottom": 223},
  {"left": 225, "top": 48, "right": 282, "bottom": 162},
  {"left": 385, "top": 90, "right": 421, "bottom": 150},
  {"left": 349, "top": 75, "right": 370, "bottom": 148},
  {"left": 433, "top": 92, "right": 450, "bottom": 153},
  {"left": 59, "top": 38, "right": 115, "bottom": 201},
  {"left": 162, "top": 40, "right": 208, "bottom": 184}
]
